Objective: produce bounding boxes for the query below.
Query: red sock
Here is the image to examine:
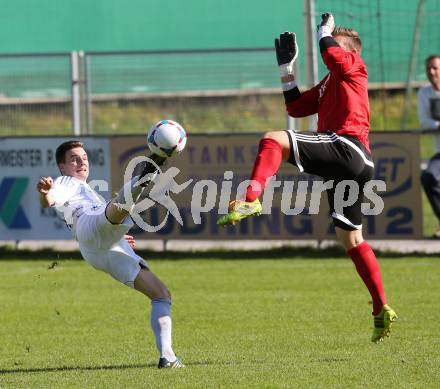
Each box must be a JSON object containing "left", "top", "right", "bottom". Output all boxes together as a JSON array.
[
  {"left": 347, "top": 241, "right": 387, "bottom": 315},
  {"left": 245, "top": 138, "right": 283, "bottom": 202}
]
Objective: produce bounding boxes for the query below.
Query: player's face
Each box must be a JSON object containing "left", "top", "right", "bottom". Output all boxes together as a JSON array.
[
  {"left": 59, "top": 147, "right": 89, "bottom": 181},
  {"left": 426, "top": 58, "right": 440, "bottom": 89}
]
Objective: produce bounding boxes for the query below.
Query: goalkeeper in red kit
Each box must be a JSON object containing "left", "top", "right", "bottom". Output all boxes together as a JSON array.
[{"left": 218, "top": 13, "right": 397, "bottom": 343}]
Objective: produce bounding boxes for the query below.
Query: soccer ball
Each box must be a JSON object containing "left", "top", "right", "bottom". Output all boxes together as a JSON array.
[{"left": 147, "top": 119, "right": 187, "bottom": 157}]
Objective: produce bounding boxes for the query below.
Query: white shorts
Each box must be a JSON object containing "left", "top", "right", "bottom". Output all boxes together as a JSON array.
[{"left": 75, "top": 205, "right": 148, "bottom": 288}]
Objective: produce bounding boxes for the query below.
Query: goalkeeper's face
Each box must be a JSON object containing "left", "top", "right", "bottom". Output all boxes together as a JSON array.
[
  {"left": 58, "top": 147, "right": 90, "bottom": 181},
  {"left": 426, "top": 58, "right": 440, "bottom": 89}
]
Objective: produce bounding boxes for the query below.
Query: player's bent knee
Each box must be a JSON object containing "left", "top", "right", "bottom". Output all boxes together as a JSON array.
[
  {"left": 262, "top": 131, "right": 291, "bottom": 157},
  {"left": 134, "top": 268, "right": 171, "bottom": 300},
  {"left": 263, "top": 131, "right": 283, "bottom": 141},
  {"left": 152, "top": 287, "right": 171, "bottom": 301},
  {"left": 155, "top": 283, "right": 171, "bottom": 300},
  {"left": 336, "top": 227, "right": 364, "bottom": 250}
]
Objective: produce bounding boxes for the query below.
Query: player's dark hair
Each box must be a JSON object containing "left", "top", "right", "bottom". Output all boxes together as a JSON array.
[
  {"left": 332, "top": 26, "right": 362, "bottom": 52},
  {"left": 425, "top": 55, "right": 440, "bottom": 66},
  {"left": 55, "top": 140, "right": 84, "bottom": 165}
]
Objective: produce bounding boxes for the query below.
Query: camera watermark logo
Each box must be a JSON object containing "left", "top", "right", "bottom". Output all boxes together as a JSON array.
[
  {"left": 122, "top": 159, "right": 386, "bottom": 230},
  {"left": 121, "top": 156, "right": 193, "bottom": 232},
  {"left": 58, "top": 158, "right": 386, "bottom": 232}
]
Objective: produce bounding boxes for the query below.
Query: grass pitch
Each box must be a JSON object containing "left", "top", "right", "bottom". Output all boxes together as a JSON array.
[{"left": 0, "top": 250, "right": 439, "bottom": 388}]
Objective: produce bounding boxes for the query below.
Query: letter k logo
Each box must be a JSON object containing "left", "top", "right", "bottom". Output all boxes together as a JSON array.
[{"left": 0, "top": 177, "right": 31, "bottom": 229}]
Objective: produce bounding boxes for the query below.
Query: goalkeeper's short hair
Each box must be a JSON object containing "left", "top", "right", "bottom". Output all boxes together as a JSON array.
[{"left": 332, "top": 27, "right": 362, "bottom": 52}]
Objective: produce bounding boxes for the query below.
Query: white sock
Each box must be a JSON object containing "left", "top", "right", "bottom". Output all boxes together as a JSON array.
[
  {"left": 158, "top": 316, "right": 175, "bottom": 361},
  {"left": 151, "top": 299, "right": 176, "bottom": 361}
]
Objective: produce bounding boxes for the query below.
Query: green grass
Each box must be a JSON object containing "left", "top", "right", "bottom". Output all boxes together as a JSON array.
[{"left": 1, "top": 253, "right": 439, "bottom": 388}]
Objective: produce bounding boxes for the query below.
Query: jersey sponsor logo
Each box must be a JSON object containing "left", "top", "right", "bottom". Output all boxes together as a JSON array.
[{"left": 0, "top": 177, "right": 31, "bottom": 229}]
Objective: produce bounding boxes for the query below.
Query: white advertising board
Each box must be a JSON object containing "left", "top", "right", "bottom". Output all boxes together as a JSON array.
[{"left": 0, "top": 137, "right": 110, "bottom": 240}]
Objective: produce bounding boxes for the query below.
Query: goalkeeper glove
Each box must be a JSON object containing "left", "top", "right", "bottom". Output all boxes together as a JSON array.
[
  {"left": 275, "top": 32, "right": 298, "bottom": 90},
  {"left": 317, "top": 12, "right": 335, "bottom": 40}
]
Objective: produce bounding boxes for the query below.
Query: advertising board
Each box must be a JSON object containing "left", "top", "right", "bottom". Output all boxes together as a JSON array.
[
  {"left": 109, "top": 133, "right": 422, "bottom": 240},
  {"left": 0, "top": 137, "right": 110, "bottom": 240}
]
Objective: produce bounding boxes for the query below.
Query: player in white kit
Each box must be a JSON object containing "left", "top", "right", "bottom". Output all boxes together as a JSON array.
[{"left": 36, "top": 140, "right": 184, "bottom": 369}]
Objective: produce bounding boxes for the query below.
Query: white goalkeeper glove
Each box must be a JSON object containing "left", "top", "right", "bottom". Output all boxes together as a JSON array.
[
  {"left": 275, "top": 32, "right": 298, "bottom": 91},
  {"left": 317, "top": 12, "right": 335, "bottom": 41}
]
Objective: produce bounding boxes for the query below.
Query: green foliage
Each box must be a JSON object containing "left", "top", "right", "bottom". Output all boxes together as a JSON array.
[
  {"left": 96, "top": 91, "right": 421, "bottom": 134},
  {"left": 0, "top": 91, "right": 423, "bottom": 136},
  {"left": 0, "top": 257, "right": 439, "bottom": 388},
  {"left": 90, "top": 95, "right": 287, "bottom": 135}
]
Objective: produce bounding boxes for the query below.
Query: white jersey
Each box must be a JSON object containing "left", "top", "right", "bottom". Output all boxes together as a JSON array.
[
  {"left": 48, "top": 176, "right": 147, "bottom": 286},
  {"left": 48, "top": 176, "right": 106, "bottom": 231}
]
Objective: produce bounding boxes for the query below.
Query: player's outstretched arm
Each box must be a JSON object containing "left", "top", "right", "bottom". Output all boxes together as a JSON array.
[
  {"left": 36, "top": 176, "right": 55, "bottom": 208},
  {"left": 317, "top": 12, "right": 335, "bottom": 43},
  {"left": 316, "top": 13, "right": 340, "bottom": 64},
  {"left": 275, "top": 32, "right": 300, "bottom": 100},
  {"left": 275, "top": 31, "right": 319, "bottom": 117},
  {"left": 317, "top": 13, "right": 357, "bottom": 75}
]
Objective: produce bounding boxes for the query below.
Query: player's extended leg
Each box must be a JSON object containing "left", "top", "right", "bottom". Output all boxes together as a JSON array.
[
  {"left": 217, "top": 131, "right": 290, "bottom": 226},
  {"left": 106, "top": 154, "right": 167, "bottom": 225},
  {"left": 336, "top": 227, "right": 398, "bottom": 343},
  {"left": 134, "top": 268, "right": 184, "bottom": 368}
]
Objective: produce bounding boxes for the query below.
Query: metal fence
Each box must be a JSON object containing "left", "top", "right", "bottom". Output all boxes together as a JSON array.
[
  {"left": 0, "top": 48, "right": 284, "bottom": 137},
  {"left": 84, "top": 48, "right": 281, "bottom": 134},
  {"left": 0, "top": 0, "right": 439, "bottom": 136},
  {"left": 0, "top": 53, "right": 72, "bottom": 136}
]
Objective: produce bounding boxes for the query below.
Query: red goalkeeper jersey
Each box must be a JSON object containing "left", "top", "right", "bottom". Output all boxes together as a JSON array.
[{"left": 286, "top": 44, "right": 370, "bottom": 151}]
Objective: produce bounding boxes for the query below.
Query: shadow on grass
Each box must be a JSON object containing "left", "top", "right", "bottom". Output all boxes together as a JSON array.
[
  {"left": 0, "top": 363, "right": 153, "bottom": 375},
  {"left": 1, "top": 245, "right": 439, "bottom": 261},
  {"left": 0, "top": 360, "right": 215, "bottom": 375}
]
